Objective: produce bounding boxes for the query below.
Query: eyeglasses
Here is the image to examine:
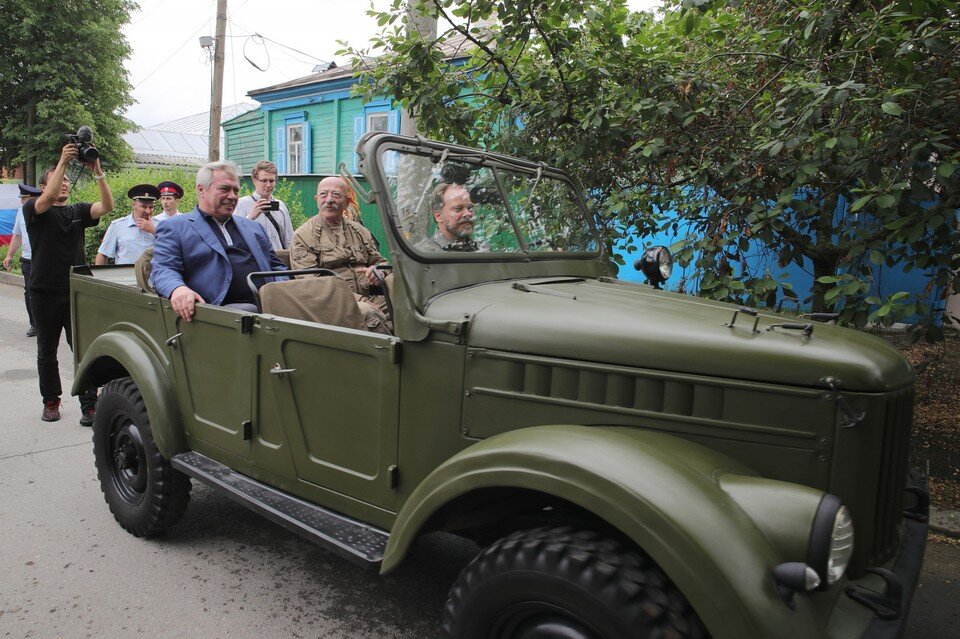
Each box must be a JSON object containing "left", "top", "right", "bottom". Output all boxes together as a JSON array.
[
  {"left": 256, "top": 177, "right": 277, "bottom": 184},
  {"left": 317, "top": 190, "right": 345, "bottom": 200}
]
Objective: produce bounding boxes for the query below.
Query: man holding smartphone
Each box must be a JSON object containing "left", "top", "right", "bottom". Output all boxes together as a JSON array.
[{"left": 233, "top": 160, "right": 293, "bottom": 251}]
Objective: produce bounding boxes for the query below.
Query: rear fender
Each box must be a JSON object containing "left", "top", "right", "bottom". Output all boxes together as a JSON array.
[
  {"left": 73, "top": 328, "right": 186, "bottom": 458},
  {"left": 384, "top": 425, "right": 828, "bottom": 639}
]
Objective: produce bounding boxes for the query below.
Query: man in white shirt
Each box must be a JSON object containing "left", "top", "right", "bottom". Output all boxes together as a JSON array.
[
  {"left": 156, "top": 180, "right": 184, "bottom": 222},
  {"left": 3, "top": 184, "right": 42, "bottom": 336},
  {"left": 233, "top": 160, "right": 294, "bottom": 252},
  {"left": 95, "top": 185, "right": 162, "bottom": 265}
]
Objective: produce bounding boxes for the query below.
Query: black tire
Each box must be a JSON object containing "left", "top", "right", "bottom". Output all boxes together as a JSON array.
[
  {"left": 443, "top": 527, "right": 708, "bottom": 639},
  {"left": 92, "top": 377, "right": 191, "bottom": 537}
]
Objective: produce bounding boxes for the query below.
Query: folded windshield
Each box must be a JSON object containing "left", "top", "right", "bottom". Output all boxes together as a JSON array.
[{"left": 378, "top": 146, "right": 600, "bottom": 257}]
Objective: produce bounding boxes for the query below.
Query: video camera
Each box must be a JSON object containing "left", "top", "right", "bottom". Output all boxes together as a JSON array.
[
  {"left": 65, "top": 126, "right": 99, "bottom": 163},
  {"left": 440, "top": 163, "right": 471, "bottom": 185}
]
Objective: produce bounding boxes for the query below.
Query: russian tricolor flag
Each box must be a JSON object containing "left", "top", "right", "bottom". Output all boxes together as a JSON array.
[{"left": 1, "top": 184, "right": 20, "bottom": 246}]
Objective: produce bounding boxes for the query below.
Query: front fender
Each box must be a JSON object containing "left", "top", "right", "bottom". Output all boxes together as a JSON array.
[
  {"left": 73, "top": 329, "right": 186, "bottom": 458},
  {"left": 384, "top": 425, "right": 829, "bottom": 639}
]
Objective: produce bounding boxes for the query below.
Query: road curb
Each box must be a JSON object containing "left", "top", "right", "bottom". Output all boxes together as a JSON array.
[
  {"left": 930, "top": 507, "right": 960, "bottom": 539},
  {"left": 0, "top": 272, "right": 25, "bottom": 287}
]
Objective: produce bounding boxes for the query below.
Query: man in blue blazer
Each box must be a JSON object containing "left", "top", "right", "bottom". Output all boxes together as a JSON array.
[{"left": 151, "top": 161, "right": 287, "bottom": 322}]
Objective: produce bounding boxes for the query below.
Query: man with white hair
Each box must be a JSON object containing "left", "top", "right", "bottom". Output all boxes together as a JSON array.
[{"left": 151, "top": 161, "right": 287, "bottom": 322}]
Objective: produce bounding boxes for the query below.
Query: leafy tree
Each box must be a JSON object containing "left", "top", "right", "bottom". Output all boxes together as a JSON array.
[
  {"left": 349, "top": 0, "right": 959, "bottom": 338},
  {"left": 0, "top": 0, "right": 136, "bottom": 184}
]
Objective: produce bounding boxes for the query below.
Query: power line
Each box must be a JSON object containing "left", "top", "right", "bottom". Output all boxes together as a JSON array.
[
  {"left": 227, "top": 19, "right": 333, "bottom": 65},
  {"left": 131, "top": 0, "right": 174, "bottom": 27},
  {"left": 133, "top": 17, "right": 213, "bottom": 88}
]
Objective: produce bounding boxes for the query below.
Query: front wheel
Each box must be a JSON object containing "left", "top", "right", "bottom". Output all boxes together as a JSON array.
[
  {"left": 92, "top": 377, "right": 190, "bottom": 537},
  {"left": 443, "top": 527, "right": 708, "bottom": 639}
]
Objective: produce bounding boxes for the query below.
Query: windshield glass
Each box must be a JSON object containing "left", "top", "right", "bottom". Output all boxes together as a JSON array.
[{"left": 380, "top": 146, "right": 599, "bottom": 256}]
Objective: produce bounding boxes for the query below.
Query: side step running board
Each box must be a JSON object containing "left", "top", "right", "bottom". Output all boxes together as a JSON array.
[{"left": 171, "top": 451, "right": 389, "bottom": 568}]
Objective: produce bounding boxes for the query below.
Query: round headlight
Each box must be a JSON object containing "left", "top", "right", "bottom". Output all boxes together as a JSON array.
[
  {"left": 827, "top": 506, "right": 855, "bottom": 584},
  {"left": 633, "top": 246, "right": 673, "bottom": 289},
  {"left": 807, "top": 494, "right": 855, "bottom": 587}
]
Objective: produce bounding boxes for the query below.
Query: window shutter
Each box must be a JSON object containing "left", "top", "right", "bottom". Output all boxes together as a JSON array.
[
  {"left": 274, "top": 127, "right": 286, "bottom": 174},
  {"left": 302, "top": 121, "right": 312, "bottom": 174},
  {"left": 353, "top": 115, "right": 364, "bottom": 172},
  {"left": 382, "top": 111, "right": 399, "bottom": 175}
]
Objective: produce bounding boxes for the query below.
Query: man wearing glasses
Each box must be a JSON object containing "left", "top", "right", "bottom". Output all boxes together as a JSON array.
[
  {"left": 290, "top": 176, "right": 390, "bottom": 333},
  {"left": 234, "top": 160, "right": 294, "bottom": 251}
]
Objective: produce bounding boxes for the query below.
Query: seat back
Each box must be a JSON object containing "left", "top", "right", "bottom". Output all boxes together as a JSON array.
[
  {"left": 259, "top": 276, "right": 366, "bottom": 331},
  {"left": 135, "top": 246, "right": 155, "bottom": 292}
]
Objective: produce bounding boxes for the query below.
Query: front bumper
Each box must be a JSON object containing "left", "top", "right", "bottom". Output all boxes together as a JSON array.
[{"left": 846, "top": 471, "right": 929, "bottom": 638}]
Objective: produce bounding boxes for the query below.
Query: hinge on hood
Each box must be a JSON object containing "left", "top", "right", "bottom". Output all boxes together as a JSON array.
[{"left": 822, "top": 377, "right": 865, "bottom": 428}]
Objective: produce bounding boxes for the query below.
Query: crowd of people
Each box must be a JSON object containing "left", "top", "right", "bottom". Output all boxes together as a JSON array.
[{"left": 4, "top": 140, "right": 483, "bottom": 426}]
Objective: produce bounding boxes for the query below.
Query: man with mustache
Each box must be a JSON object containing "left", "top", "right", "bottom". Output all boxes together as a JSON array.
[
  {"left": 290, "top": 176, "right": 390, "bottom": 333},
  {"left": 151, "top": 161, "right": 287, "bottom": 322},
  {"left": 415, "top": 183, "right": 485, "bottom": 252}
]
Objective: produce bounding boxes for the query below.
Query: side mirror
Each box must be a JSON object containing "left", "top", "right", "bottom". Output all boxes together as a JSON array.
[{"left": 634, "top": 246, "right": 673, "bottom": 289}]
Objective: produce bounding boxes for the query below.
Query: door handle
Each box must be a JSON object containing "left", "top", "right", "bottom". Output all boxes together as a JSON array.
[
  {"left": 270, "top": 363, "right": 296, "bottom": 377},
  {"left": 165, "top": 332, "right": 183, "bottom": 348}
]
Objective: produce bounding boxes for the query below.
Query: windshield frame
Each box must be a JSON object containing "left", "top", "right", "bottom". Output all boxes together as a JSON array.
[{"left": 362, "top": 134, "right": 605, "bottom": 264}]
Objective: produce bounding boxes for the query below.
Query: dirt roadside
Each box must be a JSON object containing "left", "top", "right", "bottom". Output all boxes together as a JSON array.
[{"left": 885, "top": 329, "right": 960, "bottom": 511}]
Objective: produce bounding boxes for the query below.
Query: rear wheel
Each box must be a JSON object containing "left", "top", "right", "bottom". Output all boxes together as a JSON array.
[
  {"left": 92, "top": 377, "right": 190, "bottom": 537},
  {"left": 443, "top": 527, "right": 708, "bottom": 639}
]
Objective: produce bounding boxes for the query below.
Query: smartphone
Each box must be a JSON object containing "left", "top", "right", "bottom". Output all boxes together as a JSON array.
[{"left": 267, "top": 200, "right": 280, "bottom": 211}]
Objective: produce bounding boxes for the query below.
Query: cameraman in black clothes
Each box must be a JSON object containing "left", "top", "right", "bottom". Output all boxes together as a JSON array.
[{"left": 23, "top": 142, "right": 114, "bottom": 425}]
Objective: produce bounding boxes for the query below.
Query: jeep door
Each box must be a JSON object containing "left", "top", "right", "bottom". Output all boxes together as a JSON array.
[
  {"left": 258, "top": 315, "right": 401, "bottom": 511},
  {"left": 164, "top": 306, "right": 267, "bottom": 461}
]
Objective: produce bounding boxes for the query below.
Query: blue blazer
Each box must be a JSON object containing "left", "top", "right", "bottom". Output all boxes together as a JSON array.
[{"left": 150, "top": 208, "right": 287, "bottom": 304}]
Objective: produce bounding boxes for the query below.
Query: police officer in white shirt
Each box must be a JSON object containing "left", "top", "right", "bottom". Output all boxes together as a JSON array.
[
  {"left": 95, "top": 184, "right": 162, "bottom": 265},
  {"left": 156, "top": 180, "right": 184, "bottom": 222}
]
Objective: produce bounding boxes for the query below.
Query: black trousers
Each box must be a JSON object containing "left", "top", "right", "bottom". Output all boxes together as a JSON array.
[
  {"left": 30, "top": 289, "right": 97, "bottom": 409},
  {"left": 20, "top": 258, "right": 35, "bottom": 328}
]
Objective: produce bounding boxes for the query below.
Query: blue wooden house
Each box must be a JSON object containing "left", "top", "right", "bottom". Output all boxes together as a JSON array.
[{"left": 222, "top": 62, "right": 404, "bottom": 249}]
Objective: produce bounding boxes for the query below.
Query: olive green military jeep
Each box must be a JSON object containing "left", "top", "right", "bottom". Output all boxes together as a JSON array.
[{"left": 71, "top": 133, "right": 928, "bottom": 639}]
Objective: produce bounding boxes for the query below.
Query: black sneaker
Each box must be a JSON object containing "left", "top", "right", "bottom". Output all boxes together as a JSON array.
[
  {"left": 42, "top": 400, "right": 62, "bottom": 422},
  {"left": 26, "top": 326, "right": 36, "bottom": 337},
  {"left": 79, "top": 407, "right": 96, "bottom": 427}
]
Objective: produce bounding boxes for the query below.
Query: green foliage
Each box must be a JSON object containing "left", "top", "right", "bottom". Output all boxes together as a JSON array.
[
  {"left": 238, "top": 178, "right": 308, "bottom": 229},
  {"left": 273, "top": 180, "right": 308, "bottom": 230},
  {"left": 1, "top": 245, "right": 23, "bottom": 275},
  {"left": 348, "top": 0, "right": 960, "bottom": 333},
  {"left": 75, "top": 167, "right": 198, "bottom": 262},
  {"left": 0, "top": 0, "right": 136, "bottom": 178}
]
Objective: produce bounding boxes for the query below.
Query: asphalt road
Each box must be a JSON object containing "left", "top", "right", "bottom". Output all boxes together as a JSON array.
[{"left": 0, "top": 279, "right": 956, "bottom": 638}]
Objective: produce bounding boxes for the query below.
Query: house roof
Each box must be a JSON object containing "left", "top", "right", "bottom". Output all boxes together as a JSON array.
[
  {"left": 149, "top": 103, "right": 259, "bottom": 133},
  {"left": 247, "top": 33, "right": 474, "bottom": 97},
  {"left": 124, "top": 128, "right": 208, "bottom": 159},
  {"left": 125, "top": 103, "right": 260, "bottom": 168},
  {"left": 222, "top": 108, "right": 264, "bottom": 128}
]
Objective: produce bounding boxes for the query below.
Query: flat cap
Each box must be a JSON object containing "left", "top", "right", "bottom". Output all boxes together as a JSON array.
[
  {"left": 157, "top": 181, "right": 184, "bottom": 199},
  {"left": 127, "top": 184, "right": 161, "bottom": 201}
]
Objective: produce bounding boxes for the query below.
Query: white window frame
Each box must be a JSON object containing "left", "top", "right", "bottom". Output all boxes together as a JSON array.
[{"left": 286, "top": 122, "right": 305, "bottom": 175}]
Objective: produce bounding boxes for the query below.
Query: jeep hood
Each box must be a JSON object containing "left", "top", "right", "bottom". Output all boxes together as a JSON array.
[{"left": 423, "top": 278, "right": 913, "bottom": 392}]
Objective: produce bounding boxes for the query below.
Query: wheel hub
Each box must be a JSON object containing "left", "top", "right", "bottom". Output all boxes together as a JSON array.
[
  {"left": 113, "top": 441, "right": 139, "bottom": 470},
  {"left": 108, "top": 421, "right": 148, "bottom": 500}
]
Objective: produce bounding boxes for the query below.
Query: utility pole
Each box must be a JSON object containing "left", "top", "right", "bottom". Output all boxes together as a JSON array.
[
  {"left": 396, "top": 2, "right": 437, "bottom": 238},
  {"left": 399, "top": 3, "right": 436, "bottom": 139},
  {"left": 208, "top": 0, "right": 228, "bottom": 161}
]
